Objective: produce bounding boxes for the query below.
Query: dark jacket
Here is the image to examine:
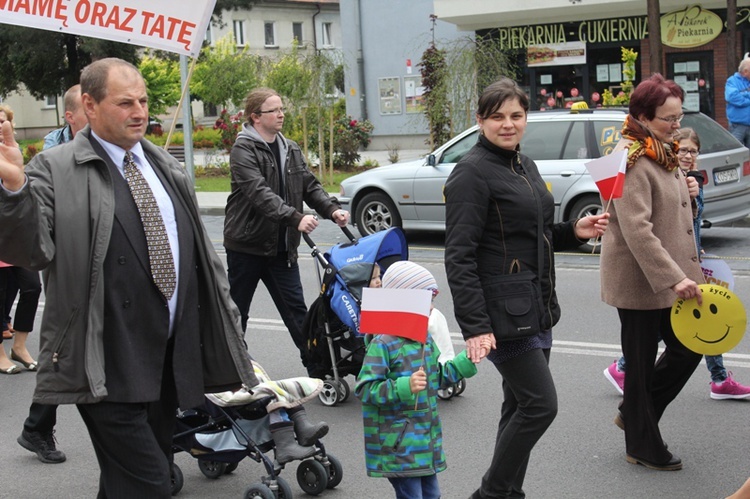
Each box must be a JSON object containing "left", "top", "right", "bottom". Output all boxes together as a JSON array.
[
  {"left": 444, "top": 135, "right": 583, "bottom": 341},
  {"left": 0, "top": 127, "right": 258, "bottom": 405},
  {"left": 223, "top": 124, "right": 341, "bottom": 262}
]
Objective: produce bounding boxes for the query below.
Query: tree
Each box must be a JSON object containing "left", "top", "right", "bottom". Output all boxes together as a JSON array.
[
  {"left": 190, "top": 34, "right": 261, "bottom": 111},
  {"left": 139, "top": 55, "right": 181, "bottom": 117},
  {"left": 420, "top": 44, "right": 451, "bottom": 149},
  {"left": 443, "top": 33, "right": 518, "bottom": 134},
  {"left": 0, "top": 28, "right": 138, "bottom": 99},
  {"left": 647, "top": 0, "right": 663, "bottom": 74}
]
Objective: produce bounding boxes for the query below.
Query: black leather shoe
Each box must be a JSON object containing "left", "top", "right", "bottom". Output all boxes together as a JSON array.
[
  {"left": 626, "top": 453, "right": 682, "bottom": 471},
  {"left": 18, "top": 430, "right": 66, "bottom": 464}
]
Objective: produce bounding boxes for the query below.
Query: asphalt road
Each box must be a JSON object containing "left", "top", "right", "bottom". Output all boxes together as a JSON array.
[{"left": 1, "top": 218, "right": 748, "bottom": 498}]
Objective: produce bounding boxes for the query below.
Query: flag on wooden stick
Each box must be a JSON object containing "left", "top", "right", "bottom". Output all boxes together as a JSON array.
[{"left": 359, "top": 288, "right": 432, "bottom": 343}]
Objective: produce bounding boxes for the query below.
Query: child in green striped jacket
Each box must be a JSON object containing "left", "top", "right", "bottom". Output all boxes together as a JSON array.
[{"left": 355, "top": 261, "right": 477, "bottom": 499}]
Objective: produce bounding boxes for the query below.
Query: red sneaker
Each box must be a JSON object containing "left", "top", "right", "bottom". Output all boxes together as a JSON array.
[
  {"left": 710, "top": 373, "right": 750, "bottom": 400},
  {"left": 603, "top": 361, "right": 625, "bottom": 395}
]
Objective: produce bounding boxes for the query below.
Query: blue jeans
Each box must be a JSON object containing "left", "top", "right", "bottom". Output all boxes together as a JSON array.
[
  {"left": 226, "top": 250, "right": 309, "bottom": 368},
  {"left": 388, "top": 474, "right": 440, "bottom": 499},
  {"left": 729, "top": 122, "right": 750, "bottom": 149}
]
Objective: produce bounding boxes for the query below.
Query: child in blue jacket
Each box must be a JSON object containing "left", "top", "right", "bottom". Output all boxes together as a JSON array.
[{"left": 355, "top": 261, "right": 477, "bottom": 499}]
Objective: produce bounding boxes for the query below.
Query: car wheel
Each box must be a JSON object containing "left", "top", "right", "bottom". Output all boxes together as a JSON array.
[
  {"left": 355, "top": 192, "right": 402, "bottom": 236},
  {"left": 569, "top": 195, "right": 603, "bottom": 253}
]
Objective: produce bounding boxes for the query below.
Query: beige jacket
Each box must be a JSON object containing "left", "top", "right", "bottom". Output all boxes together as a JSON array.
[{"left": 600, "top": 154, "right": 703, "bottom": 310}]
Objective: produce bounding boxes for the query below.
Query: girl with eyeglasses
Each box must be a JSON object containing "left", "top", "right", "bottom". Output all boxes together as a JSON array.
[{"left": 674, "top": 128, "right": 750, "bottom": 400}]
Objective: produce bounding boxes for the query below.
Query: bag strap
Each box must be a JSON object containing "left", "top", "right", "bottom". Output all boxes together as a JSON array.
[{"left": 502, "top": 154, "right": 544, "bottom": 276}]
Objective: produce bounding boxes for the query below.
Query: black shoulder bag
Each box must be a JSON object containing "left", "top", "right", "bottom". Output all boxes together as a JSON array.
[{"left": 480, "top": 171, "right": 546, "bottom": 342}]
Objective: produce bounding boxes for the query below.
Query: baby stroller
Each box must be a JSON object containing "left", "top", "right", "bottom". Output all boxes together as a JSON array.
[
  {"left": 172, "top": 388, "right": 342, "bottom": 498},
  {"left": 302, "top": 227, "right": 408, "bottom": 406}
]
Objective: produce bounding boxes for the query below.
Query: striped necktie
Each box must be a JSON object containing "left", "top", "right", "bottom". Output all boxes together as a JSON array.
[{"left": 123, "top": 152, "right": 176, "bottom": 299}]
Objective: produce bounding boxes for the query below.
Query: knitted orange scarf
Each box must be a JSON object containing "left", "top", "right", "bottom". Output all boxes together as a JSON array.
[{"left": 621, "top": 115, "right": 679, "bottom": 171}]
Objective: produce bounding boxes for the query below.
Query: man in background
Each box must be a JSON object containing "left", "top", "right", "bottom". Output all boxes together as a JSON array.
[
  {"left": 725, "top": 55, "right": 750, "bottom": 148},
  {"left": 43, "top": 85, "right": 88, "bottom": 150}
]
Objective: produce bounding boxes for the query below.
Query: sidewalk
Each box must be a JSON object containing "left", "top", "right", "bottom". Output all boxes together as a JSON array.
[{"left": 194, "top": 148, "right": 429, "bottom": 216}]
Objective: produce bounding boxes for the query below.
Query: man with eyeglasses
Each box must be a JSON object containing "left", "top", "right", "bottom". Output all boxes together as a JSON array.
[
  {"left": 725, "top": 55, "right": 750, "bottom": 148},
  {"left": 223, "top": 87, "right": 349, "bottom": 375}
]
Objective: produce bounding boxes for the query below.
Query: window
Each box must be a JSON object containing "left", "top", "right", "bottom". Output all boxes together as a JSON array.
[
  {"left": 293, "top": 22, "right": 303, "bottom": 44},
  {"left": 561, "top": 122, "right": 588, "bottom": 160},
  {"left": 264, "top": 22, "right": 276, "bottom": 47},
  {"left": 321, "top": 22, "right": 332, "bottom": 47},
  {"left": 233, "top": 20, "right": 245, "bottom": 46},
  {"left": 44, "top": 95, "right": 56, "bottom": 108},
  {"left": 522, "top": 121, "right": 572, "bottom": 161},
  {"left": 440, "top": 130, "right": 479, "bottom": 164}
]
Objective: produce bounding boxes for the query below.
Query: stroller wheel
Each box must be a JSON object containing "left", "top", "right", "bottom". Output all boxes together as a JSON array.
[
  {"left": 198, "top": 459, "right": 228, "bottom": 479},
  {"left": 225, "top": 462, "right": 239, "bottom": 474},
  {"left": 455, "top": 378, "right": 467, "bottom": 396},
  {"left": 296, "top": 458, "right": 329, "bottom": 495},
  {"left": 268, "top": 476, "right": 293, "bottom": 499},
  {"left": 335, "top": 379, "right": 351, "bottom": 403},
  {"left": 437, "top": 385, "right": 455, "bottom": 400},
  {"left": 323, "top": 453, "right": 343, "bottom": 489},
  {"left": 170, "top": 463, "right": 184, "bottom": 496},
  {"left": 319, "top": 381, "right": 339, "bottom": 407},
  {"left": 243, "top": 483, "right": 275, "bottom": 499}
]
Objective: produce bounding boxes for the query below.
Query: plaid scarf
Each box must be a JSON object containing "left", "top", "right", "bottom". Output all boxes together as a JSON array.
[{"left": 621, "top": 115, "right": 679, "bottom": 171}]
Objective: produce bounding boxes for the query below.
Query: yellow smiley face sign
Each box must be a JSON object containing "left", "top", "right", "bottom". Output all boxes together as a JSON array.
[{"left": 671, "top": 284, "right": 747, "bottom": 356}]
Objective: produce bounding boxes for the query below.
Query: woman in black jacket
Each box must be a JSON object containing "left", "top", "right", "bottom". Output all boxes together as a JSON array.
[{"left": 444, "top": 78, "right": 608, "bottom": 498}]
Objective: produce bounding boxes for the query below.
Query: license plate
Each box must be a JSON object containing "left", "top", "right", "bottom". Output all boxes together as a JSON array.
[{"left": 714, "top": 168, "right": 739, "bottom": 184}]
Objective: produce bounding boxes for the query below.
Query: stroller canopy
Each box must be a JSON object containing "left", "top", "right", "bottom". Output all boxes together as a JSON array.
[{"left": 325, "top": 227, "right": 408, "bottom": 334}]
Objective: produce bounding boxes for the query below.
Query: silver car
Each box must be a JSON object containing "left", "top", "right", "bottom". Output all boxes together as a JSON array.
[{"left": 339, "top": 109, "right": 750, "bottom": 252}]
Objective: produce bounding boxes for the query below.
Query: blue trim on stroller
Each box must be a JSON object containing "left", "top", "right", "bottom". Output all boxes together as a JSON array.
[{"left": 325, "top": 227, "right": 408, "bottom": 334}]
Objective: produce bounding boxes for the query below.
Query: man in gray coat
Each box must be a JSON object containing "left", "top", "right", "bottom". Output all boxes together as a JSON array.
[
  {"left": 17, "top": 83, "right": 89, "bottom": 465},
  {"left": 0, "top": 58, "right": 257, "bottom": 498}
]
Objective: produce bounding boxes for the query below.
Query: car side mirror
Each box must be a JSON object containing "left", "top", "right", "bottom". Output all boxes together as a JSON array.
[{"left": 427, "top": 154, "right": 437, "bottom": 166}]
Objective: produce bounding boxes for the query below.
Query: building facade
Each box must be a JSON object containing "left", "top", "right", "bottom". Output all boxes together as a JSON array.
[
  {"left": 434, "top": 0, "right": 750, "bottom": 127},
  {"left": 340, "top": 0, "right": 468, "bottom": 148}
]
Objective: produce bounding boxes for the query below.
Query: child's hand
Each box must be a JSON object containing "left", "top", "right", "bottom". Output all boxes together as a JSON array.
[{"left": 409, "top": 368, "right": 427, "bottom": 394}]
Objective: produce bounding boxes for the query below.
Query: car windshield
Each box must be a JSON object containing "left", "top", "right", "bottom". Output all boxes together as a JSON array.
[{"left": 680, "top": 113, "right": 744, "bottom": 154}]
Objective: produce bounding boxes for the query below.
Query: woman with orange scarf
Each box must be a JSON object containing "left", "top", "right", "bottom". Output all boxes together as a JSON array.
[{"left": 600, "top": 74, "right": 703, "bottom": 471}]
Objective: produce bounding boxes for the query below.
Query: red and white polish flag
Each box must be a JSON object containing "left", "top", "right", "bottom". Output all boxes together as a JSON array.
[
  {"left": 585, "top": 150, "right": 628, "bottom": 201},
  {"left": 359, "top": 288, "right": 432, "bottom": 343}
]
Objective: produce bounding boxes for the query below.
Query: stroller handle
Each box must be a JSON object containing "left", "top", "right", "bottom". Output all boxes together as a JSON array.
[
  {"left": 302, "top": 225, "right": 357, "bottom": 249},
  {"left": 340, "top": 225, "right": 357, "bottom": 243}
]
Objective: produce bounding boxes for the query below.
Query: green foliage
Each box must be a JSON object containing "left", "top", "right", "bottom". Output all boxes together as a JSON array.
[
  {"left": 262, "top": 42, "right": 314, "bottom": 105},
  {"left": 444, "top": 34, "right": 518, "bottom": 132},
  {"left": 420, "top": 44, "right": 451, "bottom": 148},
  {"left": 214, "top": 108, "right": 244, "bottom": 153},
  {"left": 139, "top": 54, "right": 181, "bottom": 117},
  {"left": 194, "top": 175, "right": 231, "bottom": 192},
  {"left": 0, "top": 28, "right": 138, "bottom": 99},
  {"left": 23, "top": 142, "right": 42, "bottom": 163},
  {"left": 361, "top": 158, "right": 380, "bottom": 168},
  {"left": 145, "top": 128, "right": 222, "bottom": 149},
  {"left": 191, "top": 34, "right": 261, "bottom": 110},
  {"left": 603, "top": 48, "right": 638, "bottom": 107},
  {"left": 333, "top": 116, "right": 374, "bottom": 169}
]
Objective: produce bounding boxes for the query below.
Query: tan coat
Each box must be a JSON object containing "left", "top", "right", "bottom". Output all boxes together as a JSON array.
[{"left": 600, "top": 154, "right": 703, "bottom": 310}]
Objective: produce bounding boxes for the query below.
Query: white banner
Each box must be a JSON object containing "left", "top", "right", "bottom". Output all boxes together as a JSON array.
[
  {"left": 0, "top": 0, "right": 217, "bottom": 56},
  {"left": 527, "top": 41, "right": 586, "bottom": 68}
]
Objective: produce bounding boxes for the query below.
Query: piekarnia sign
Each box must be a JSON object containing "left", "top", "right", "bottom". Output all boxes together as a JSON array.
[{"left": 0, "top": 0, "right": 217, "bottom": 56}]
